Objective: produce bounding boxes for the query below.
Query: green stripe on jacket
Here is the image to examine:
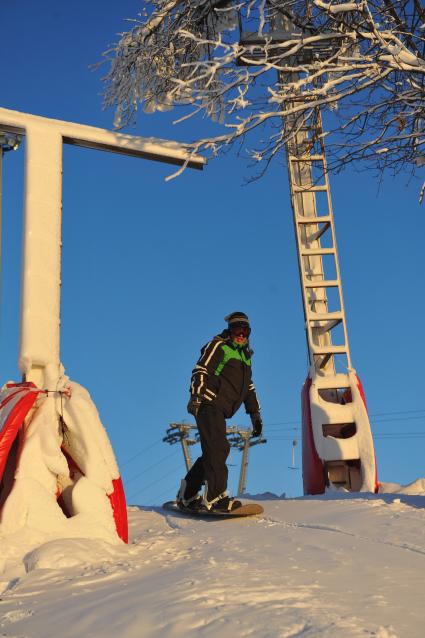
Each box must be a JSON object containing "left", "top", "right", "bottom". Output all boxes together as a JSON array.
[{"left": 214, "top": 344, "right": 251, "bottom": 376}]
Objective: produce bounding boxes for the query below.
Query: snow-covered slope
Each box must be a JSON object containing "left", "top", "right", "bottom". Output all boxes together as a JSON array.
[{"left": 1, "top": 490, "right": 424, "bottom": 637}]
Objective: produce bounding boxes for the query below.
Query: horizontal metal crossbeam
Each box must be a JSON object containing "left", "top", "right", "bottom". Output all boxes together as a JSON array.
[
  {"left": 304, "top": 279, "right": 339, "bottom": 288},
  {"left": 292, "top": 184, "right": 327, "bottom": 193}
]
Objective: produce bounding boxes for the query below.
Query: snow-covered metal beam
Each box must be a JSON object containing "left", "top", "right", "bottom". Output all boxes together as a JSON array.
[
  {"left": 0, "top": 108, "right": 206, "bottom": 169},
  {"left": 0, "top": 107, "right": 205, "bottom": 387}
]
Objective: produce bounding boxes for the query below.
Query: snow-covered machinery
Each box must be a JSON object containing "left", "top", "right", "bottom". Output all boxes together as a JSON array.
[
  {"left": 237, "top": 7, "right": 379, "bottom": 493},
  {"left": 0, "top": 379, "right": 128, "bottom": 543},
  {"left": 238, "top": 7, "right": 378, "bottom": 494},
  {"left": 277, "top": 25, "right": 378, "bottom": 493},
  {"left": 0, "top": 108, "right": 205, "bottom": 540},
  {"left": 286, "top": 108, "right": 378, "bottom": 494}
]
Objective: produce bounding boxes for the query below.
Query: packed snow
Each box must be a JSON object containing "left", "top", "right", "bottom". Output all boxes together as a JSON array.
[
  {"left": 0, "top": 379, "right": 123, "bottom": 544},
  {"left": 1, "top": 482, "right": 424, "bottom": 637}
]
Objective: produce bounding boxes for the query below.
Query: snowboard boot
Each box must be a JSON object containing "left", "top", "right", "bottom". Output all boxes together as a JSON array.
[
  {"left": 210, "top": 495, "right": 242, "bottom": 512},
  {"left": 176, "top": 479, "right": 203, "bottom": 511},
  {"left": 202, "top": 485, "right": 242, "bottom": 512}
]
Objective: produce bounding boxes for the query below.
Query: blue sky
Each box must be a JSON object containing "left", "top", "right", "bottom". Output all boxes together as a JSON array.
[{"left": 1, "top": 1, "right": 424, "bottom": 504}]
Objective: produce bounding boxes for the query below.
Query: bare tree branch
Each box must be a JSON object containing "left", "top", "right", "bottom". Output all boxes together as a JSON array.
[{"left": 101, "top": 1, "right": 425, "bottom": 194}]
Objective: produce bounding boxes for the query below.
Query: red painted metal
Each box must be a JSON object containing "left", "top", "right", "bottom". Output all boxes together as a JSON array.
[
  {"left": 0, "top": 382, "right": 128, "bottom": 542},
  {"left": 354, "top": 374, "right": 379, "bottom": 493},
  {"left": 355, "top": 375, "right": 368, "bottom": 410},
  {"left": 108, "top": 478, "right": 128, "bottom": 544},
  {"left": 301, "top": 375, "right": 325, "bottom": 495},
  {"left": 0, "top": 385, "right": 41, "bottom": 486}
]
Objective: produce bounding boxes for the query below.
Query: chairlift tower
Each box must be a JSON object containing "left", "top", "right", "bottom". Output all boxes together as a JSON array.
[
  {"left": 163, "top": 423, "right": 200, "bottom": 472},
  {"left": 239, "top": 5, "right": 378, "bottom": 494},
  {"left": 164, "top": 422, "right": 266, "bottom": 496},
  {"left": 227, "top": 425, "right": 267, "bottom": 496}
]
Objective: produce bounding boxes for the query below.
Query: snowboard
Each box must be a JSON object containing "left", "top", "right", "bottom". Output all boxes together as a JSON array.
[{"left": 162, "top": 500, "right": 264, "bottom": 518}]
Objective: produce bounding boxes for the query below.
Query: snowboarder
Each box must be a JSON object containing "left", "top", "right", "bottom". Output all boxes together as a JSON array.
[{"left": 177, "top": 312, "right": 263, "bottom": 512}]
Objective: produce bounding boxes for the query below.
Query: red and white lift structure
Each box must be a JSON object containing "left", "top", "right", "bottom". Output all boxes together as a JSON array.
[
  {"left": 240, "top": 7, "right": 378, "bottom": 493},
  {"left": 286, "top": 108, "right": 378, "bottom": 494},
  {"left": 279, "top": 20, "right": 378, "bottom": 494}
]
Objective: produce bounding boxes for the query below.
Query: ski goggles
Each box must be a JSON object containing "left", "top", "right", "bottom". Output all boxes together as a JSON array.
[{"left": 229, "top": 323, "right": 250, "bottom": 337}]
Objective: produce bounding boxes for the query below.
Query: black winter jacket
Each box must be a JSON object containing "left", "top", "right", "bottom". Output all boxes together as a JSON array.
[{"left": 190, "top": 330, "right": 261, "bottom": 419}]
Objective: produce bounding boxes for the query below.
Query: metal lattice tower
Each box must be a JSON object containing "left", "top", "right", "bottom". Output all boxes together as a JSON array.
[
  {"left": 238, "top": 6, "right": 378, "bottom": 494},
  {"left": 285, "top": 107, "right": 352, "bottom": 375},
  {"left": 164, "top": 422, "right": 266, "bottom": 495},
  {"left": 261, "top": 7, "right": 351, "bottom": 375}
]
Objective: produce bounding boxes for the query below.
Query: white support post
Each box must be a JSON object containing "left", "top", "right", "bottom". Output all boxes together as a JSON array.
[
  {"left": 20, "top": 126, "right": 63, "bottom": 386},
  {"left": 0, "top": 107, "right": 205, "bottom": 389}
]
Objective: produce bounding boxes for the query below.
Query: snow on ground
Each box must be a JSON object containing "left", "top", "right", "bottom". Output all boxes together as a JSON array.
[{"left": 1, "top": 487, "right": 425, "bottom": 638}]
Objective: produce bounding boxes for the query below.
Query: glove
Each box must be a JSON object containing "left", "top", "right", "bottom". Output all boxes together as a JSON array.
[
  {"left": 250, "top": 412, "right": 263, "bottom": 438},
  {"left": 187, "top": 396, "right": 202, "bottom": 417}
]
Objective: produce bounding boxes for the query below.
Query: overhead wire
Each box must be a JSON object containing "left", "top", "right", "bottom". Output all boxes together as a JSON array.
[
  {"left": 147, "top": 474, "right": 185, "bottom": 505},
  {"left": 124, "top": 448, "right": 180, "bottom": 484},
  {"left": 262, "top": 409, "right": 425, "bottom": 429},
  {"left": 127, "top": 464, "right": 183, "bottom": 501},
  {"left": 120, "top": 438, "right": 164, "bottom": 468},
  {"left": 123, "top": 424, "right": 425, "bottom": 503},
  {"left": 373, "top": 433, "right": 425, "bottom": 439},
  {"left": 371, "top": 416, "right": 425, "bottom": 425},
  {"left": 367, "top": 408, "right": 425, "bottom": 417},
  {"left": 118, "top": 407, "right": 425, "bottom": 477},
  {"left": 266, "top": 432, "right": 425, "bottom": 440}
]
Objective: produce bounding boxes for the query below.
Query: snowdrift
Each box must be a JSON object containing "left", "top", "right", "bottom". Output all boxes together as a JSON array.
[
  {"left": 2, "top": 492, "right": 425, "bottom": 638},
  {"left": 0, "top": 380, "right": 127, "bottom": 544}
]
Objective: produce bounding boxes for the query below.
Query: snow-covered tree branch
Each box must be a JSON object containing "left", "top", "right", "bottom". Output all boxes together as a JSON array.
[{"left": 102, "top": 1, "right": 425, "bottom": 192}]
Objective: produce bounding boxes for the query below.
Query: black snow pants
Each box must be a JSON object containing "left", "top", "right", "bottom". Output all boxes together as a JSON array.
[{"left": 184, "top": 403, "right": 230, "bottom": 502}]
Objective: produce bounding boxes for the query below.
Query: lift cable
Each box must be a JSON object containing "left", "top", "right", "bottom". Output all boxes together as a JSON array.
[
  {"left": 266, "top": 432, "right": 425, "bottom": 442},
  {"left": 264, "top": 409, "right": 425, "bottom": 428},
  {"left": 127, "top": 464, "right": 183, "bottom": 501},
  {"left": 124, "top": 448, "right": 180, "bottom": 484},
  {"left": 119, "top": 408, "right": 425, "bottom": 470},
  {"left": 120, "top": 438, "right": 164, "bottom": 468}
]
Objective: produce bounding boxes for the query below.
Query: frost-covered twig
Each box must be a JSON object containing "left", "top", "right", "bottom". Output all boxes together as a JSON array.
[{"left": 101, "top": 0, "right": 425, "bottom": 199}]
